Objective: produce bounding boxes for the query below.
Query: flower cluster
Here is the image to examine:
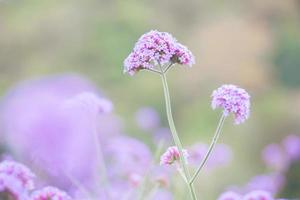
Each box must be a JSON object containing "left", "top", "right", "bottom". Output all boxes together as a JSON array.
[
  {"left": 160, "top": 146, "right": 189, "bottom": 166},
  {"left": 0, "top": 160, "right": 72, "bottom": 200},
  {"left": 0, "top": 160, "right": 35, "bottom": 199},
  {"left": 0, "top": 161, "right": 35, "bottom": 190},
  {"left": 211, "top": 84, "right": 251, "bottom": 124},
  {"left": 31, "top": 186, "right": 72, "bottom": 200},
  {"left": 124, "top": 30, "right": 195, "bottom": 75}
]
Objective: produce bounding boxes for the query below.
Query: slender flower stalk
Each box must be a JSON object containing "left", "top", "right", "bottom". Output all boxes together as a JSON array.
[
  {"left": 160, "top": 69, "right": 197, "bottom": 200},
  {"left": 190, "top": 114, "right": 226, "bottom": 184}
]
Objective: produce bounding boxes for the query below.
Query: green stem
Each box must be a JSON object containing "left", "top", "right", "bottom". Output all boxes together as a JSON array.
[
  {"left": 189, "top": 114, "right": 226, "bottom": 184},
  {"left": 160, "top": 72, "right": 197, "bottom": 200}
]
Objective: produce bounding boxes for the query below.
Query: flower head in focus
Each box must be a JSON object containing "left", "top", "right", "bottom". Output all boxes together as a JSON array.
[
  {"left": 31, "top": 186, "right": 72, "bottom": 200},
  {"left": 124, "top": 30, "right": 195, "bottom": 75},
  {"left": 160, "top": 146, "right": 189, "bottom": 165},
  {"left": 211, "top": 84, "right": 250, "bottom": 124},
  {"left": 243, "top": 190, "right": 274, "bottom": 200}
]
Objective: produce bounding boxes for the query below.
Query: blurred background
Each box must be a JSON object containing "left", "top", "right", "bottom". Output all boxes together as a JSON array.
[{"left": 0, "top": 0, "right": 300, "bottom": 199}]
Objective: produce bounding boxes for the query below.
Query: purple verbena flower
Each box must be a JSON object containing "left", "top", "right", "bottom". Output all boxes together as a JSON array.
[
  {"left": 0, "top": 160, "right": 35, "bottom": 199},
  {"left": 243, "top": 190, "right": 274, "bottom": 200},
  {"left": 31, "top": 186, "right": 72, "bottom": 200},
  {"left": 217, "top": 191, "right": 242, "bottom": 200},
  {"left": 0, "top": 174, "right": 29, "bottom": 200},
  {"left": 160, "top": 146, "right": 188, "bottom": 165},
  {"left": 211, "top": 84, "right": 250, "bottom": 124},
  {"left": 124, "top": 30, "right": 195, "bottom": 75},
  {"left": 0, "top": 160, "right": 35, "bottom": 190}
]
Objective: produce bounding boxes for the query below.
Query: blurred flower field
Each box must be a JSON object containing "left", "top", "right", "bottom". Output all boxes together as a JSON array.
[{"left": 0, "top": 0, "right": 300, "bottom": 199}]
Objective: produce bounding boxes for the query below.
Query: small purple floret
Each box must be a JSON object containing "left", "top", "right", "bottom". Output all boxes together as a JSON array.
[{"left": 160, "top": 146, "right": 189, "bottom": 165}]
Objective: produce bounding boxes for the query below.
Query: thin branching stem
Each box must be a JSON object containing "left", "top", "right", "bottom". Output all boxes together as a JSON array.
[
  {"left": 145, "top": 68, "right": 162, "bottom": 75},
  {"left": 163, "top": 63, "right": 174, "bottom": 73},
  {"left": 159, "top": 65, "right": 197, "bottom": 200},
  {"left": 190, "top": 114, "right": 226, "bottom": 184}
]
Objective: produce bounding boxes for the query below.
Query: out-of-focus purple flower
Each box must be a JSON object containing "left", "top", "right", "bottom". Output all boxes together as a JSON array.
[
  {"left": 211, "top": 84, "right": 250, "bottom": 124},
  {"left": 0, "top": 75, "right": 119, "bottom": 191},
  {"left": 207, "top": 143, "right": 232, "bottom": 168},
  {"left": 243, "top": 190, "right": 274, "bottom": 200},
  {"left": 245, "top": 174, "right": 285, "bottom": 196},
  {"left": 96, "top": 180, "right": 135, "bottom": 200},
  {"left": 153, "top": 127, "right": 172, "bottom": 145},
  {"left": 128, "top": 173, "right": 142, "bottom": 187},
  {"left": 63, "top": 92, "right": 113, "bottom": 115},
  {"left": 188, "top": 143, "right": 232, "bottom": 169},
  {"left": 262, "top": 144, "right": 288, "bottom": 171},
  {"left": 124, "top": 30, "right": 195, "bottom": 75},
  {"left": 0, "top": 174, "right": 29, "bottom": 199},
  {"left": 0, "top": 160, "right": 35, "bottom": 190},
  {"left": 151, "top": 189, "right": 173, "bottom": 200},
  {"left": 104, "top": 136, "right": 152, "bottom": 179},
  {"left": 160, "top": 146, "right": 188, "bottom": 165},
  {"left": 217, "top": 191, "right": 242, "bottom": 200},
  {"left": 282, "top": 134, "right": 300, "bottom": 161},
  {"left": 188, "top": 143, "right": 208, "bottom": 166},
  {"left": 31, "top": 186, "right": 72, "bottom": 200},
  {"left": 135, "top": 107, "right": 160, "bottom": 131},
  {"left": 151, "top": 165, "right": 173, "bottom": 188}
]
